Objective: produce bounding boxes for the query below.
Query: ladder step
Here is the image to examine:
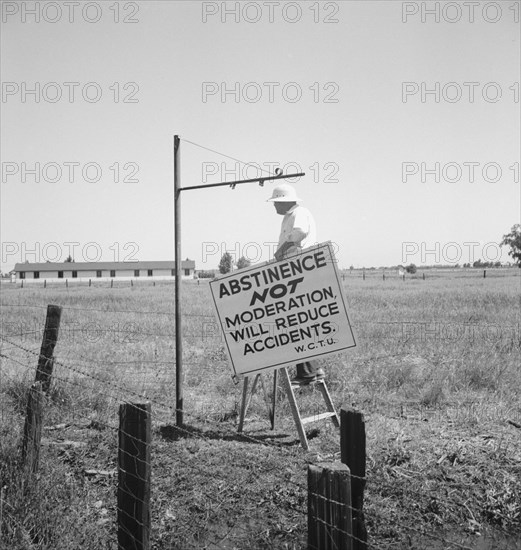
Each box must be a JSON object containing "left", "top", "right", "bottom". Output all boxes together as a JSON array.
[{"left": 301, "top": 411, "right": 338, "bottom": 425}]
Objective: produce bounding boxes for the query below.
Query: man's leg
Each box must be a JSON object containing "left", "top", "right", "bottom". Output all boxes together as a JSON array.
[
  {"left": 292, "top": 361, "right": 324, "bottom": 384},
  {"left": 296, "top": 361, "right": 319, "bottom": 378}
]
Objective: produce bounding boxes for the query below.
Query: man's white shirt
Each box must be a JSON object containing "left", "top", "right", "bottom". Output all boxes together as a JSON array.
[{"left": 278, "top": 205, "right": 317, "bottom": 253}]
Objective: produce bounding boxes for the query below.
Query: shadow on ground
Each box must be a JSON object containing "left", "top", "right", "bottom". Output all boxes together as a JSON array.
[{"left": 156, "top": 423, "right": 321, "bottom": 446}]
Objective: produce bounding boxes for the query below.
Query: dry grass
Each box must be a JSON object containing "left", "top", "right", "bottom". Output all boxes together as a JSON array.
[{"left": 0, "top": 270, "right": 520, "bottom": 549}]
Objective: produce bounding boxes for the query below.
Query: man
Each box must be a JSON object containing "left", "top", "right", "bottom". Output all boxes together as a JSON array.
[{"left": 267, "top": 183, "right": 325, "bottom": 385}]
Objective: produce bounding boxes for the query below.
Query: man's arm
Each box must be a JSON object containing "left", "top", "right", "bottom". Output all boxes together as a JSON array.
[
  {"left": 274, "top": 227, "right": 307, "bottom": 261},
  {"left": 274, "top": 241, "right": 294, "bottom": 261}
]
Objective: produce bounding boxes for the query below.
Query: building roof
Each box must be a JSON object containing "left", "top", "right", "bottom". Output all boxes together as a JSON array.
[{"left": 13, "top": 260, "right": 195, "bottom": 272}]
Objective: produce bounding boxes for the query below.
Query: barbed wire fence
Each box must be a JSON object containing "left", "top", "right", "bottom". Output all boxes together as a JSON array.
[
  {"left": 1, "top": 298, "right": 519, "bottom": 549},
  {"left": 0, "top": 341, "right": 480, "bottom": 550}
]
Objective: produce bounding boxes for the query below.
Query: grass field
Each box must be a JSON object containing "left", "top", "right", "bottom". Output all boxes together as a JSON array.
[{"left": 1, "top": 269, "right": 520, "bottom": 549}]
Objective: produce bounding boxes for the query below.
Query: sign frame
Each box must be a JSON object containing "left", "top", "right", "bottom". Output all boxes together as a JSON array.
[{"left": 209, "top": 241, "right": 356, "bottom": 378}]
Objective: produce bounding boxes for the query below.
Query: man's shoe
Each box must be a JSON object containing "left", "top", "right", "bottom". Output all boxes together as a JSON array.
[{"left": 314, "top": 368, "right": 325, "bottom": 381}]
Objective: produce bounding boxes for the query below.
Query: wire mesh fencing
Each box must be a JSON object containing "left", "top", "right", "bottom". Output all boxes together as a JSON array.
[{"left": 1, "top": 288, "right": 520, "bottom": 549}]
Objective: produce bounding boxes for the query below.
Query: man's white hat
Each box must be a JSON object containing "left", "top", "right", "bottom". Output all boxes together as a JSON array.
[{"left": 266, "top": 183, "right": 302, "bottom": 202}]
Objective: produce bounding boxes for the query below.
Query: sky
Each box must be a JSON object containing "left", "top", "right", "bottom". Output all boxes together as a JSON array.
[{"left": 1, "top": 0, "right": 520, "bottom": 272}]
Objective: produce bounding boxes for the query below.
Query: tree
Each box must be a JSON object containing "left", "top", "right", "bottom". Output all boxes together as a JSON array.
[
  {"left": 405, "top": 263, "right": 417, "bottom": 274},
  {"left": 218, "top": 252, "right": 233, "bottom": 274},
  {"left": 236, "top": 256, "right": 251, "bottom": 270},
  {"left": 500, "top": 224, "right": 521, "bottom": 266}
]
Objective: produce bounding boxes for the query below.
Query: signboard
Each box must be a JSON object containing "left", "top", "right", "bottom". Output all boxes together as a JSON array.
[{"left": 209, "top": 242, "right": 356, "bottom": 378}]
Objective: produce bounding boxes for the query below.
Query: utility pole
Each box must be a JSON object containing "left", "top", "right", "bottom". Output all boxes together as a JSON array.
[{"left": 174, "top": 135, "right": 183, "bottom": 426}]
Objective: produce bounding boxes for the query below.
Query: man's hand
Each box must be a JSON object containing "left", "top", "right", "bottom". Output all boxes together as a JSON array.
[{"left": 274, "top": 242, "right": 294, "bottom": 262}]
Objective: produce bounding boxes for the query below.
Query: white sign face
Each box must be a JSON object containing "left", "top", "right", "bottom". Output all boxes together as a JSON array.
[{"left": 209, "top": 242, "right": 356, "bottom": 378}]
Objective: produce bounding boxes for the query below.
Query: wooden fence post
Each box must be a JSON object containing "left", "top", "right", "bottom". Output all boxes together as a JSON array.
[
  {"left": 21, "top": 382, "right": 44, "bottom": 476},
  {"left": 308, "top": 462, "right": 352, "bottom": 550},
  {"left": 340, "top": 409, "right": 367, "bottom": 549},
  {"left": 118, "top": 402, "right": 151, "bottom": 550},
  {"left": 34, "top": 305, "right": 62, "bottom": 393}
]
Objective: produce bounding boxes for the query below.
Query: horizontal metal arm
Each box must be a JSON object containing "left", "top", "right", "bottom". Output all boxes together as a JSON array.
[{"left": 178, "top": 172, "right": 305, "bottom": 192}]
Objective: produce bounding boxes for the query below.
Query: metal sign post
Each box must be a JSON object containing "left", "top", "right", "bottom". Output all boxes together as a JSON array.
[
  {"left": 174, "top": 135, "right": 183, "bottom": 426},
  {"left": 173, "top": 134, "right": 305, "bottom": 426}
]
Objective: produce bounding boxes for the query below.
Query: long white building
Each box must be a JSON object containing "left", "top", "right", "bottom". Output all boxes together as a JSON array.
[{"left": 13, "top": 260, "right": 196, "bottom": 282}]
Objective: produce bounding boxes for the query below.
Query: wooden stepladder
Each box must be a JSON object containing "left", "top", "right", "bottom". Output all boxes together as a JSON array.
[
  {"left": 238, "top": 370, "right": 279, "bottom": 431},
  {"left": 237, "top": 367, "right": 339, "bottom": 450}
]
